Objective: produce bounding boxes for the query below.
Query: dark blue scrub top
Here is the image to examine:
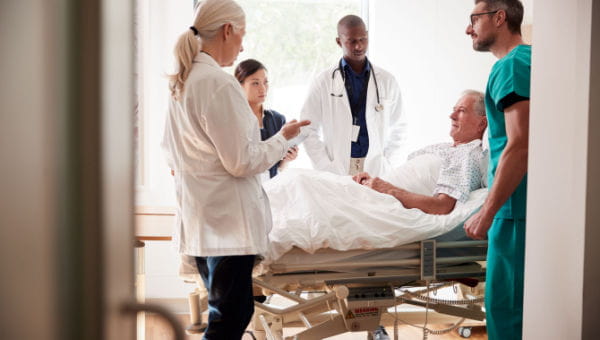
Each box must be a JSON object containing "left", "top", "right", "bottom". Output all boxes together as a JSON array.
[{"left": 341, "top": 57, "right": 370, "bottom": 158}]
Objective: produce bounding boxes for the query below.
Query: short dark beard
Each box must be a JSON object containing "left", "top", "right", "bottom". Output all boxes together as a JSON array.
[{"left": 473, "top": 35, "right": 495, "bottom": 52}]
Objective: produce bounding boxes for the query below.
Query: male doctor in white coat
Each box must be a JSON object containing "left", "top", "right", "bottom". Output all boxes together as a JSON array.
[{"left": 300, "top": 15, "right": 407, "bottom": 177}]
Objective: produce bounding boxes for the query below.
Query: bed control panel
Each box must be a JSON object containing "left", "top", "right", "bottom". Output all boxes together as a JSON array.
[
  {"left": 344, "top": 286, "right": 396, "bottom": 331},
  {"left": 421, "top": 240, "right": 436, "bottom": 281},
  {"left": 346, "top": 286, "right": 396, "bottom": 308}
]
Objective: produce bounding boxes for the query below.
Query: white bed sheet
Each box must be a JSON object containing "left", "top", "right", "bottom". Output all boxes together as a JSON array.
[{"left": 262, "top": 169, "right": 487, "bottom": 263}]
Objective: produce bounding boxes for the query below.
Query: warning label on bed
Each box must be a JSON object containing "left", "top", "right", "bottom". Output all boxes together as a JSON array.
[{"left": 350, "top": 307, "right": 380, "bottom": 318}]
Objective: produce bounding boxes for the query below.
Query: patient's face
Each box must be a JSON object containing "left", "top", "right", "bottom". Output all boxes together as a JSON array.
[{"left": 449, "top": 95, "right": 486, "bottom": 145}]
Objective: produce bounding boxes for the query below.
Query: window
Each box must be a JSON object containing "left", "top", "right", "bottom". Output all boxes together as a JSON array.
[
  {"left": 231, "top": 0, "right": 364, "bottom": 121},
  {"left": 135, "top": 0, "right": 365, "bottom": 207}
]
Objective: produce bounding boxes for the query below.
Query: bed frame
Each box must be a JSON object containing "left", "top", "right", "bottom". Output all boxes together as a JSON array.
[{"left": 186, "top": 239, "right": 487, "bottom": 339}]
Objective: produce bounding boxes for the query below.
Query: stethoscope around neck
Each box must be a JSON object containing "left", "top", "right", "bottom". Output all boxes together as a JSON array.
[{"left": 330, "top": 59, "right": 384, "bottom": 112}]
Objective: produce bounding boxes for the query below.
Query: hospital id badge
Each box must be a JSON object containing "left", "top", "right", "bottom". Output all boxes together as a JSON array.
[{"left": 351, "top": 125, "right": 360, "bottom": 142}]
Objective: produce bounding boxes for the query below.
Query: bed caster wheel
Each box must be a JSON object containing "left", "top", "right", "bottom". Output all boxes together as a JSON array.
[
  {"left": 458, "top": 326, "right": 472, "bottom": 338},
  {"left": 369, "top": 326, "right": 390, "bottom": 340}
]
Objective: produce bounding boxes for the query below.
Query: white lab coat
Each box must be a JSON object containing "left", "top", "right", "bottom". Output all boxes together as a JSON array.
[
  {"left": 300, "top": 62, "right": 407, "bottom": 177},
  {"left": 162, "top": 53, "right": 288, "bottom": 257}
]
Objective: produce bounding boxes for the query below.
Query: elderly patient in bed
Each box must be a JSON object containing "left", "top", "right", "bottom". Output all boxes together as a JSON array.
[
  {"left": 262, "top": 90, "right": 489, "bottom": 259},
  {"left": 353, "top": 90, "right": 488, "bottom": 215}
]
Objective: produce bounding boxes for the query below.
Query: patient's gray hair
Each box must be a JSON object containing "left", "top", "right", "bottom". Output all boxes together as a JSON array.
[{"left": 462, "top": 90, "right": 486, "bottom": 116}]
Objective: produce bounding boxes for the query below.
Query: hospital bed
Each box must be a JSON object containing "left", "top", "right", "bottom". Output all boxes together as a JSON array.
[
  {"left": 184, "top": 170, "right": 489, "bottom": 339},
  {"left": 250, "top": 233, "right": 486, "bottom": 338},
  {"left": 185, "top": 232, "right": 487, "bottom": 339}
]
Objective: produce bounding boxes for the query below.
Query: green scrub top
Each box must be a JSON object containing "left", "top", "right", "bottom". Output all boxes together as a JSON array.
[{"left": 485, "top": 45, "right": 531, "bottom": 219}]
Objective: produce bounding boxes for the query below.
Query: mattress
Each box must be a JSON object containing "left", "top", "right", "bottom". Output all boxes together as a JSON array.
[{"left": 257, "top": 223, "right": 487, "bottom": 276}]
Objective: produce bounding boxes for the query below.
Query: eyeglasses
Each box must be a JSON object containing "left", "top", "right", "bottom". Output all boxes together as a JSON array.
[{"left": 469, "top": 10, "right": 499, "bottom": 26}]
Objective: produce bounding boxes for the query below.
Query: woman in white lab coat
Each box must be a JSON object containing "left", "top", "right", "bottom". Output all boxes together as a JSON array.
[{"left": 162, "top": 0, "right": 308, "bottom": 338}]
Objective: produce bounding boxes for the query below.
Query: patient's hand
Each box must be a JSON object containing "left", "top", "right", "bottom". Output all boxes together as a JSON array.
[
  {"left": 363, "top": 177, "right": 396, "bottom": 195},
  {"left": 353, "top": 172, "right": 371, "bottom": 184}
]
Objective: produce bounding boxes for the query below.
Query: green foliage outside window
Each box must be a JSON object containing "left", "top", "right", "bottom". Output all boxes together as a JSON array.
[{"left": 233, "top": 0, "right": 362, "bottom": 88}]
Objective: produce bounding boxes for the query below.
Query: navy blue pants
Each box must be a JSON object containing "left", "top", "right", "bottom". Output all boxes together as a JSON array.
[{"left": 195, "top": 255, "right": 256, "bottom": 340}]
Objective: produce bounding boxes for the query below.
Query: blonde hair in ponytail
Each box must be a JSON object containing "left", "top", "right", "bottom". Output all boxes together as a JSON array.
[{"left": 168, "top": 0, "right": 245, "bottom": 99}]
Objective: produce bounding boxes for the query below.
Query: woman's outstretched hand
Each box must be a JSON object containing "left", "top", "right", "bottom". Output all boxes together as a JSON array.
[{"left": 281, "top": 119, "right": 310, "bottom": 140}]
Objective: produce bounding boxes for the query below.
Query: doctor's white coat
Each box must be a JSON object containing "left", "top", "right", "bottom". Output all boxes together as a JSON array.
[
  {"left": 162, "top": 53, "right": 288, "bottom": 257},
  {"left": 300, "top": 63, "right": 407, "bottom": 176}
]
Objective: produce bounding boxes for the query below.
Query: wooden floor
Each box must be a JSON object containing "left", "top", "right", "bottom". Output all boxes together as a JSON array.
[{"left": 144, "top": 314, "right": 487, "bottom": 339}]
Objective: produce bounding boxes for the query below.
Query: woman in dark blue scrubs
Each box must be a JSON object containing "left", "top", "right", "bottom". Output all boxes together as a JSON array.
[{"left": 235, "top": 59, "right": 298, "bottom": 178}]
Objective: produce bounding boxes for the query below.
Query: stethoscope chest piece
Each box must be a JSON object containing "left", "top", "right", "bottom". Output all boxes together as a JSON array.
[{"left": 374, "top": 103, "right": 384, "bottom": 112}]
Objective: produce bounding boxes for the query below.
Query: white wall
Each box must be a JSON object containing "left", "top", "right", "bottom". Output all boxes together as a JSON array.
[
  {"left": 145, "top": 242, "right": 197, "bottom": 302},
  {"left": 368, "top": 1, "right": 497, "bottom": 150},
  {"left": 368, "top": 0, "right": 532, "bottom": 151},
  {"left": 525, "top": 0, "right": 599, "bottom": 338},
  {"left": 135, "top": 0, "right": 191, "bottom": 207}
]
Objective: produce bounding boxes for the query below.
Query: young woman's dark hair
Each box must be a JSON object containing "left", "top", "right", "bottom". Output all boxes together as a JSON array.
[{"left": 234, "top": 59, "right": 267, "bottom": 83}]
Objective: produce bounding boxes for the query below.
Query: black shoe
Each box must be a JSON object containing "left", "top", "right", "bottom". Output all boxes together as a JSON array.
[
  {"left": 253, "top": 295, "right": 267, "bottom": 303},
  {"left": 372, "top": 325, "right": 390, "bottom": 340},
  {"left": 243, "top": 330, "right": 257, "bottom": 340}
]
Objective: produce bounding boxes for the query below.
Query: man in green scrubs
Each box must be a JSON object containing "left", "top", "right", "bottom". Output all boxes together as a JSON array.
[{"left": 464, "top": 1, "right": 530, "bottom": 339}]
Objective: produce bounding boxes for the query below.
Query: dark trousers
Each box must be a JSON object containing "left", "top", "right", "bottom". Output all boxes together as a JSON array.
[{"left": 195, "top": 255, "right": 256, "bottom": 340}]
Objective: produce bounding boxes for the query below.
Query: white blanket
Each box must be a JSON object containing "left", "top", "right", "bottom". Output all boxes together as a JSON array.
[{"left": 262, "top": 168, "right": 487, "bottom": 262}]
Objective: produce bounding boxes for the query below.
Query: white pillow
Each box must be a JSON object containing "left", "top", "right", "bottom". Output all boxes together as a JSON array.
[
  {"left": 381, "top": 153, "right": 442, "bottom": 196},
  {"left": 480, "top": 129, "right": 490, "bottom": 188},
  {"left": 482, "top": 128, "right": 490, "bottom": 152}
]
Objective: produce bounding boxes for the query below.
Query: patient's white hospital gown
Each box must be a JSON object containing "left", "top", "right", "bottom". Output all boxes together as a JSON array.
[{"left": 407, "top": 139, "right": 487, "bottom": 203}]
